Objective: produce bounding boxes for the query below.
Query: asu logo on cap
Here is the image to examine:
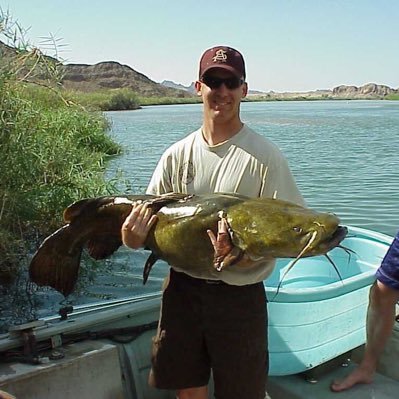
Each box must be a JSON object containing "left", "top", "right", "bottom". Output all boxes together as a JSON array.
[
  {"left": 212, "top": 49, "right": 228, "bottom": 63},
  {"left": 199, "top": 46, "right": 246, "bottom": 79}
]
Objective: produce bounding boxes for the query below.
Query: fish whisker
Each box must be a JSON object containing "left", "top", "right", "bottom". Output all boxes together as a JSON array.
[
  {"left": 324, "top": 253, "right": 343, "bottom": 282},
  {"left": 271, "top": 230, "right": 318, "bottom": 301},
  {"left": 339, "top": 245, "right": 357, "bottom": 256}
]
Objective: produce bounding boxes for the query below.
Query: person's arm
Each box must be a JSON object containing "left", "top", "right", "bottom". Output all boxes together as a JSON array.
[
  {"left": 0, "top": 390, "right": 16, "bottom": 399},
  {"left": 121, "top": 202, "right": 157, "bottom": 249}
]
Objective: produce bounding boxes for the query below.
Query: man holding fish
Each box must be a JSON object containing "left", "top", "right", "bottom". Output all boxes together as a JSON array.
[{"left": 122, "top": 46, "right": 304, "bottom": 399}]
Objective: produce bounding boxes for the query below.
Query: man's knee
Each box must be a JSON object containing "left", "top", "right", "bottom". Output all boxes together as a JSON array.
[{"left": 176, "top": 385, "right": 208, "bottom": 399}]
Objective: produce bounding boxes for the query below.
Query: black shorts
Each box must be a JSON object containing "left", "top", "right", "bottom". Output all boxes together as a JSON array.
[{"left": 150, "top": 268, "right": 268, "bottom": 399}]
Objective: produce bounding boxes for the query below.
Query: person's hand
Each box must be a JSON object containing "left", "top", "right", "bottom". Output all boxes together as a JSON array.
[
  {"left": 0, "top": 390, "right": 17, "bottom": 399},
  {"left": 207, "top": 217, "right": 242, "bottom": 271},
  {"left": 121, "top": 202, "right": 158, "bottom": 249}
]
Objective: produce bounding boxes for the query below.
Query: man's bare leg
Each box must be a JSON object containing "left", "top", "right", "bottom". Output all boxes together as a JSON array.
[
  {"left": 176, "top": 386, "right": 208, "bottom": 399},
  {"left": 331, "top": 280, "right": 399, "bottom": 392}
]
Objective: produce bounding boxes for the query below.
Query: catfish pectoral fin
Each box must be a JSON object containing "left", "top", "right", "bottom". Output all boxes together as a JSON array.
[
  {"left": 29, "top": 225, "right": 82, "bottom": 296},
  {"left": 87, "top": 235, "right": 122, "bottom": 260},
  {"left": 143, "top": 252, "right": 160, "bottom": 285}
]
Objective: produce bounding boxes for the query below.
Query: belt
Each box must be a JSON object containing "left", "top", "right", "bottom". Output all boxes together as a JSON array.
[
  {"left": 170, "top": 268, "right": 227, "bottom": 286},
  {"left": 204, "top": 279, "right": 225, "bottom": 285}
]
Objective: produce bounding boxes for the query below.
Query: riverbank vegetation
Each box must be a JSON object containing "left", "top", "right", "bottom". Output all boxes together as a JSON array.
[
  {"left": 67, "top": 87, "right": 141, "bottom": 111},
  {"left": 21, "top": 85, "right": 142, "bottom": 111},
  {"left": 0, "top": 12, "right": 123, "bottom": 281},
  {"left": 138, "top": 96, "right": 201, "bottom": 106}
]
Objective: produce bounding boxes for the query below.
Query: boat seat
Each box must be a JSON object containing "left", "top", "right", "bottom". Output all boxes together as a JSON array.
[{"left": 118, "top": 329, "right": 175, "bottom": 399}]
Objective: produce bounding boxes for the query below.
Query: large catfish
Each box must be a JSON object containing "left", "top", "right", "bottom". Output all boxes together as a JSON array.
[{"left": 29, "top": 193, "right": 347, "bottom": 296}]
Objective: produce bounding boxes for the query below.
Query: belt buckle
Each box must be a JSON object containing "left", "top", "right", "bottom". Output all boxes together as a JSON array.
[{"left": 205, "top": 279, "right": 221, "bottom": 285}]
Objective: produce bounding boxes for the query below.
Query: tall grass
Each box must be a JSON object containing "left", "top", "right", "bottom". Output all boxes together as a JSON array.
[
  {"left": 67, "top": 87, "right": 141, "bottom": 111},
  {"left": 139, "top": 96, "right": 201, "bottom": 106},
  {"left": 0, "top": 11, "right": 123, "bottom": 278}
]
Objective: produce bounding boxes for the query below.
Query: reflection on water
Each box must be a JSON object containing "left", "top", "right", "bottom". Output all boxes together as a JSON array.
[{"left": 2, "top": 100, "right": 398, "bottom": 332}]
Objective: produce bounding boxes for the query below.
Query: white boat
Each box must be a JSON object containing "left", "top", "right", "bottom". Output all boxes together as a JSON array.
[{"left": 1, "top": 226, "right": 399, "bottom": 398}]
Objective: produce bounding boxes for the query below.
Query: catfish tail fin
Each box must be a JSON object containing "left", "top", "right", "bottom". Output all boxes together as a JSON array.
[{"left": 29, "top": 225, "right": 83, "bottom": 296}]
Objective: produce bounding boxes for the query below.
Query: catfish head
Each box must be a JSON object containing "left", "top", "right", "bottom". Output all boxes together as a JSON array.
[{"left": 227, "top": 198, "right": 347, "bottom": 260}]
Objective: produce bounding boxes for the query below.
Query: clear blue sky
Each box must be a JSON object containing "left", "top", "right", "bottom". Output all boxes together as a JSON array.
[{"left": 2, "top": 0, "right": 398, "bottom": 92}]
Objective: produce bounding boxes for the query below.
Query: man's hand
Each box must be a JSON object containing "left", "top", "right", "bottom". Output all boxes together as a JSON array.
[
  {"left": 207, "top": 217, "right": 243, "bottom": 271},
  {"left": 122, "top": 202, "right": 158, "bottom": 249},
  {"left": 0, "top": 390, "right": 16, "bottom": 399}
]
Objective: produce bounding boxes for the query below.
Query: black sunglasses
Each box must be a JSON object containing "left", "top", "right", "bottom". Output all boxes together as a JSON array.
[{"left": 201, "top": 75, "right": 244, "bottom": 90}]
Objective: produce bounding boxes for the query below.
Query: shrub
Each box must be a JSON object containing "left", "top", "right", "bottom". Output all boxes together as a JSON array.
[{"left": 0, "top": 10, "right": 123, "bottom": 277}]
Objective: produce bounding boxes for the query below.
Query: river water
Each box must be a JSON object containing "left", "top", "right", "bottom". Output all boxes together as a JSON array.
[
  {"left": 2, "top": 100, "right": 399, "bottom": 331},
  {"left": 107, "top": 100, "right": 399, "bottom": 234}
]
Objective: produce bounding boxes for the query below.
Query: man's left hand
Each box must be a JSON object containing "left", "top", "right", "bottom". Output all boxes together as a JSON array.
[{"left": 207, "top": 217, "right": 243, "bottom": 271}]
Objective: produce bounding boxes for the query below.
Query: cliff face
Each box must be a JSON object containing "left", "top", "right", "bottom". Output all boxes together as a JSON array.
[
  {"left": 0, "top": 40, "right": 191, "bottom": 98},
  {"left": 62, "top": 61, "right": 193, "bottom": 98},
  {"left": 332, "top": 83, "right": 398, "bottom": 98}
]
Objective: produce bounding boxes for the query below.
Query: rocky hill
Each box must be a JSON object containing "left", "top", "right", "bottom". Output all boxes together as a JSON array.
[
  {"left": 161, "top": 78, "right": 398, "bottom": 100},
  {"left": 1, "top": 40, "right": 397, "bottom": 100},
  {"left": 161, "top": 80, "right": 196, "bottom": 94},
  {"left": 0, "top": 40, "right": 192, "bottom": 98},
  {"left": 161, "top": 80, "right": 265, "bottom": 96},
  {"left": 332, "top": 83, "right": 397, "bottom": 98},
  {"left": 248, "top": 83, "right": 398, "bottom": 100},
  {"left": 62, "top": 62, "right": 193, "bottom": 98}
]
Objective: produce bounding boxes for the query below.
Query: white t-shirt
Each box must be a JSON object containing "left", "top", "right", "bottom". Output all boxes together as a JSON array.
[{"left": 147, "top": 124, "right": 305, "bottom": 285}]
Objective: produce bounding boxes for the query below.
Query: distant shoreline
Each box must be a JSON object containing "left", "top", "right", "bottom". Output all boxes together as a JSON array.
[
  {"left": 137, "top": 95, "right": 399, "bottom": 108},
  {"left": 162, "top": 80, "right": 399, "bottom": 102}
]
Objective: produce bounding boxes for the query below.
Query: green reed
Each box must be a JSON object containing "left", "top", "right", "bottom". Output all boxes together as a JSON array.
[
  {"left": 66, "top": 87, "right": 141, "bottom": 111},
  {"left": 0, "top": 11, "right": 124, "bottom": 278},
  {"left": 138, "top": 96, "right": 201, "bottom": 106}
]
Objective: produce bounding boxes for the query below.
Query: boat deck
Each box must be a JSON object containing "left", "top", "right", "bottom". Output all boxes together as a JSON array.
[
  {"left": 268, "top": 365, "right": 399, "bottom": 399},
  {"left": 268, "top": 322, "right": 399, "bottom": 399},
  {"left": 1, "top": 290, "right": 398, "bottom": 398},
  {"left": 2, "top": 335, "right": 399, "bottom": 399}
]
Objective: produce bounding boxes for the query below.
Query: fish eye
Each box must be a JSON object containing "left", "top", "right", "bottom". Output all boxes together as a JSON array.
[{"left": 293, "top": 226, "right": 303, "bottom": 234}]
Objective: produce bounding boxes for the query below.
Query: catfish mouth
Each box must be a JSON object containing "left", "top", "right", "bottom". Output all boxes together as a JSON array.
[{"left": 318, "top": 225, "right": 348, "bottom": 252}]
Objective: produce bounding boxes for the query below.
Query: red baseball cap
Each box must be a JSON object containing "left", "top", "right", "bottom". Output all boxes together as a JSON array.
[{"left": 199, "top": 46, "right": 246, "bottom": 80}]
